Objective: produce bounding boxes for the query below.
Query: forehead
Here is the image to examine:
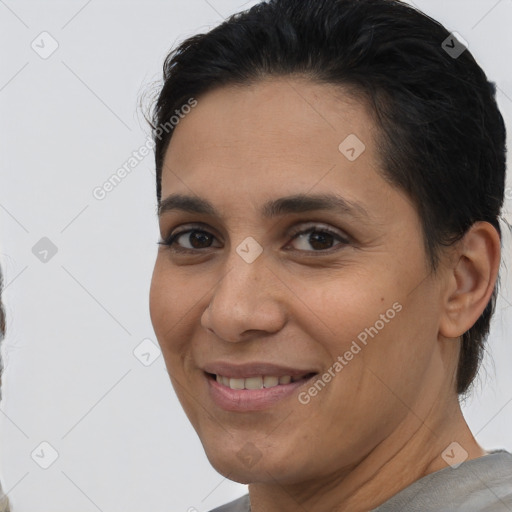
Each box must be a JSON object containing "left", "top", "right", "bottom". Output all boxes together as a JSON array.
[
  {"left": 165, "top": 78, "right": 375, "bottom": 160},
  {"left": 160, "top": 78, "right": 389, "bottom": 214}
]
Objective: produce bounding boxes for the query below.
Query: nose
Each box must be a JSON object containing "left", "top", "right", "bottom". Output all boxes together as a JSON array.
[{"left": 200, "top": 250, "right": 287, "bottom": 343}]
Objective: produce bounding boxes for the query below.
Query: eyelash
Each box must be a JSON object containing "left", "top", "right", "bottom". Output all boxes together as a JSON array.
[{"left": 157, "top": 223, "right": 351, "bottom": 255}]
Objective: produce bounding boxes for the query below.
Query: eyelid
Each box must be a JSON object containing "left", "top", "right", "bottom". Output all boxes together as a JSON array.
[{"left": 287, "top": 221, "right": 351, "bottom": 243}]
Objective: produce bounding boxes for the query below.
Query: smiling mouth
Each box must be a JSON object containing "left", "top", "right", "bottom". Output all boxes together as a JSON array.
[{"left": 206, "top": 372, "right": 317, "bottom": 390}]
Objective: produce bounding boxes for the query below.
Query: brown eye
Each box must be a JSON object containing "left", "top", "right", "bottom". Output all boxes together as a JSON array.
[
  {"left": 288, "top": 226, "right": 350, "bottom": 252},
  {"left": 159, "top": 228, "right": 221, "bottom": 253},
  {"left": 180, "top": 230, "right": 214, "bottom": 249}
]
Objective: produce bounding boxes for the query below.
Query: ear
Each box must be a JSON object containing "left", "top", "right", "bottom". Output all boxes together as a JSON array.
[{"left": 439, "top": 221, "right": 501, "bottom": 339}]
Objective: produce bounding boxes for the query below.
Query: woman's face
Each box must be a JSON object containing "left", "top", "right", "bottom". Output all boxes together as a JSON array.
[{"left": 150, "top": 78, "right": 450, "bottom": 484}]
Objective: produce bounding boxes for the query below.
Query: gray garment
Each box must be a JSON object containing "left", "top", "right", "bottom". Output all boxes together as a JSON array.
[{"left": 209, "top": 450, "right": 512, "bottom": 512}]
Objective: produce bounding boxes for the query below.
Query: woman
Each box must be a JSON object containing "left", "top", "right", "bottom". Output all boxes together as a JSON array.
[{"left": 148, "top": 0, "right": 512, "bottom": 510}]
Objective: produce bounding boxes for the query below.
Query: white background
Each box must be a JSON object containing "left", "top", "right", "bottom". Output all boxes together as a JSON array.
[{"left": 0, "top": 0, "right": 511, "bottom": 510}]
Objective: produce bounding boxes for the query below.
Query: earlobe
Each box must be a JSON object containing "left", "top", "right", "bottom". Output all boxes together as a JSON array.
[{"left": 439, "top": 222, "right": 501, "bottom": 339}]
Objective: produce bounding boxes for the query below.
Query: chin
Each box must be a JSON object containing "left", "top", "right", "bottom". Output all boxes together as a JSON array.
[
  {"left": 203, "top": 441, "right": 304, "bottom": 485},
  {"left": 204, "top": 450, "right": 261, "bottom": 484}
]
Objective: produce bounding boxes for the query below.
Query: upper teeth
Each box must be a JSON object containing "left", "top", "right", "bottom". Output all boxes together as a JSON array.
[{"left": 216, "top": 374, "right": 297, "bottom": 390}]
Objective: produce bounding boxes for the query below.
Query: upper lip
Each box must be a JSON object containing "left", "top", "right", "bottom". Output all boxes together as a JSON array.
[{"left": 202, "top": 361, "right": 319, "bottom": 379}]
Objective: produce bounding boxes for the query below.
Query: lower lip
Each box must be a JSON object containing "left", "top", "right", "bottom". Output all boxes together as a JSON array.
[{"left": 206, "top": 373, "right": 315, "bottom": 412}]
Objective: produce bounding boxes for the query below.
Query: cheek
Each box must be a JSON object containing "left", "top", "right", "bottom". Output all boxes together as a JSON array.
[
  {"left": 303, "top": 268, "right": 437, "bottom": 397},
  {"left": 294, "top": 271, "right": 398, "bottom": 351},
  {"left": 149, "top": 259, "right": 207, "bottom": 361},
  {"left": 148, "top": 261, "right": 168, "bottom": 336},
  {"left": 149, "top": 260, "right": 185, "bottom": 354},
  {"left": 327, "top": 285, "right": 441, "bottom": 416}
]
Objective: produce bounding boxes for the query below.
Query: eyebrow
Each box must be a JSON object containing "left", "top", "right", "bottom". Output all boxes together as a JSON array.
[{"left": 158, "top": 192, "right": 370, "bottom": 220}]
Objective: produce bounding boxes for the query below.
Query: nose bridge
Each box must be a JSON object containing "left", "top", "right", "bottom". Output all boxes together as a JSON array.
[
  {"left": 221, "top": 231, "right": 268, "bottom": 297},
  {"left": 215, "top": 245, "right": 267, "bottom": 313}
]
